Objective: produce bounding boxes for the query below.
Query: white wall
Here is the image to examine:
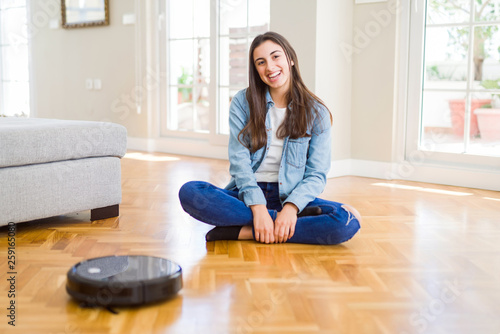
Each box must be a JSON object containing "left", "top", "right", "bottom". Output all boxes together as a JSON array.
[
  {"left": 271, "top": 0, "right": 354, "bottom": 162},
  {"left": 29, "top": 0, "right": 148, "bottom": 138},
  {"left": 270, "top": 0, "right": 317, "bottom": 92},
  {"left": 350, "top": 1, "right": 399, "bottom": 163},
  {"left": 315, "top": 0, "right": 353, "bottom": 162}
]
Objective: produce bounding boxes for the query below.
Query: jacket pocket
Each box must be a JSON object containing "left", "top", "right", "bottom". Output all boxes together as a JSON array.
[{"left": 286, "top": 137, "right": 309, "bottom": 168}]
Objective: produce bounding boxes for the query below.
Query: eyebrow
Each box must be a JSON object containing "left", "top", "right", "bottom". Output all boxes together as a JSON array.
[{"left": 254, "top": 50, "right": 282, "bottom": 64}]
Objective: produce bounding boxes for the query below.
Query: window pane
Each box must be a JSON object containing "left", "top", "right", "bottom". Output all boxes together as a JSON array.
[
  {"left": 220, "top": 0, "right": 247, "bottom": 35},
  {"left": 169, "top": 40, "right": 194, "bottom": 86},
  {"left": 0, "top": 7, "right": 27, "bottom": 44},
  {"left": 469, "top": 92, "right": 500, "bottom": 156},
  {"left": 426, "top": 0, "right": 471, "bottom": 24},
  {"left": 0, "top": 0, "right": 25, "bottom": 10},
  {"left": 220, "top": 36, "right": 247, "bottom": 87},
  {"left": 248, "top": 0, "right": 269, "bottom": 33},
  {"left": 169, "top": 0, "right": 194, "bottom": 39},
  {"left": 193, "top": 86, "right": 210, "bottom": 132},
  {"left": 474, "top": 0, "right": 500, "bottom": 22},
  {"left": 196, "top": 38, "right": 210, "bottom": 85},
  {"left": 65, "top": 0, "right": 106, "bottom": 23},
  {"left": 168, "top": 86, "right": 210, "bottom": 132},
  {"left": 177, "top": 86, "right": 193, "bottom": 104},
  {"left": 168, "top": 86, "right": 191, "bottom": 131},
  {"left": 193, "top": 0, "right": 210, "bottom": 38},
  {"left": 424, "top": 26, "right": 469, "bottom": 89},
  {"left": 420, "top": 91, "right": 467, "bottom": 153},
  {"left": 0, "top": 2, "right": 29, "bottom": 117},
  {"left": 473, "top": 25, "right": 500, "bottom": 88},
  {"left": 2, "top": 82, "right": 29, "bottom": 116},
  {"left": 219, "top": 36, "right": 230, "bottom": 86},
  {"left": 1, "top": 45, "right": 29, "bottom": 81}
]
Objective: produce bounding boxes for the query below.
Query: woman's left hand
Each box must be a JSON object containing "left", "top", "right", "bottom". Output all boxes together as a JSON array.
[{"left": 274, "top": 203, "right": 298, "bottom": 243}]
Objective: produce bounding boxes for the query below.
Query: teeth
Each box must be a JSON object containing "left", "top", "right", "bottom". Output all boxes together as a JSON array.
[{"left": 269, "top": 72, "right": 280, "bottom": 78}]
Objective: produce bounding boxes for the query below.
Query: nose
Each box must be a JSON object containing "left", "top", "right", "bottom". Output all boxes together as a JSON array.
[{"left": 266, "top": 63, "right": 278, "bottom": 73}]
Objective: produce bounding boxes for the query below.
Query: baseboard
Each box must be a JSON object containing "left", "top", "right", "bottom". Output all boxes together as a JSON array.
[
  {"left": 328, "top": 159, "right": 353, "bottom": 178},
  {"left": 395, "top": 163, "right": 500, "bottom": 191},
  {"left": 330, "top": 158, "right": 500, "bottom": 191},
  {"left": 127, "top": 137, "right": 156, "bottom": 152},
  {"left": 329, "top": 159, "right": 393, "bottom": 179},
  {"left": 127, "top": 137, "right": 228, "bottom": 160}
]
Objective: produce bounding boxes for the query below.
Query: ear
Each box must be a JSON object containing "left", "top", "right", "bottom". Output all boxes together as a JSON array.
[{"left": 291, "top": 60, "right": 295, "bottom": 66}]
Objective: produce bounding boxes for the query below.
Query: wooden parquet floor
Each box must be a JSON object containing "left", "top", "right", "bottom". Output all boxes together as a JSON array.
[{"left": 1, "top": 151, "right": 500, "bottom": 334}]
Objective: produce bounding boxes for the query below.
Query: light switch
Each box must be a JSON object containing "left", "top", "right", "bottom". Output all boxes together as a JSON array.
[
  {"left": 85, "top": 78, "right": 93, "bottom": 90},
  {"left": 122, "top": 13, "right": 136, "bottom": 25},
  {"left": 49, "top": 19, "right": 59, "bottom": 29},
  {"left": 93, "top": 79, "right": 102, "bottom": 90}
]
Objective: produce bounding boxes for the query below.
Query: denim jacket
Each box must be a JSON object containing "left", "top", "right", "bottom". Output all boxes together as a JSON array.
[{"left": 225, "top": 88, "right": 332, "bottom": 213}]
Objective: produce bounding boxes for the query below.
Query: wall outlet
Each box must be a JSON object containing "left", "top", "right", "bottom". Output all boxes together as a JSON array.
[
  {"left": 85, "top": 78, "right": 93, "bottom": 90},
  {"left": 93, "top": 79, "right": 102, "bottom": 90}
]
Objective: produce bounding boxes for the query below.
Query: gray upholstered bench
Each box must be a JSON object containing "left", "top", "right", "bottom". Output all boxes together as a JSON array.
[{"left": 0, "top": 118, "right": 127, "bottom": 226}]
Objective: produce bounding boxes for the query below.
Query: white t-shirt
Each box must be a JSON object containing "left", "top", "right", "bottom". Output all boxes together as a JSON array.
[{"left": 254, "top": 106, "right": 286, "bottom": 182}]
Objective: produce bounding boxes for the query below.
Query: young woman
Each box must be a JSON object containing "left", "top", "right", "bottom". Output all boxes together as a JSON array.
[{"left": 179, "top": 32, "right": 361, "bottom": 245}]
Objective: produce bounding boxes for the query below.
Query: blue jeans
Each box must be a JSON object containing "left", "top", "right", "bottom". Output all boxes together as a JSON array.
[{"left": 178, "top": 181, "right": 360, "bottom": 245}]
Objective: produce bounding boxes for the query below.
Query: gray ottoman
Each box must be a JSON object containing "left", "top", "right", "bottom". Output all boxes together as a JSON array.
[{"left": 0, "top": 118, "right": 127, "bottom": 226}]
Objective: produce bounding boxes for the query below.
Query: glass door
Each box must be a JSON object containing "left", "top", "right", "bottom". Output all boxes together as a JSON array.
[
  {"left": 407, "top": 0, "right": 500, "bottom": 164},
  {"left": 159, "top": 0, "right": 269, "bottom": 143}
]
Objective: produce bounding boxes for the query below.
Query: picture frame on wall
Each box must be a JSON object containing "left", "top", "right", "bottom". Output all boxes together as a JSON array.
[{"left": 61, "top": 0, "right": 109, "bottom": 29}]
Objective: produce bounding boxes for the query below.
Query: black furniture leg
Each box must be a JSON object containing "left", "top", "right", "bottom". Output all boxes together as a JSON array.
[{"left": 91, "top": 205, "right": 119, "bottom": 221}]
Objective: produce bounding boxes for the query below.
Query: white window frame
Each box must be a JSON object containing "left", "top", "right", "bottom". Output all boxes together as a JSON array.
[
  {"left": 158, "top": 0, "right": 268, "bottom": 147},
  {"left": 403, "top": 0, "right": 500, "bottom": 171},
  {"left": 158, "top": 0, "right": 214, "bottom": 142}
]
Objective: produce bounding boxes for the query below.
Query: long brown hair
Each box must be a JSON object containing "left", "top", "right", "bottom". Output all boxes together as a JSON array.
[{"left": 238, "top": 31, "right": 332, "bottom": 152}]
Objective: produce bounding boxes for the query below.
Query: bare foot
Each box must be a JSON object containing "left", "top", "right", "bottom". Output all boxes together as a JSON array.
[{"left": 238, "top": 226, "right": 254, "bottom": 240}]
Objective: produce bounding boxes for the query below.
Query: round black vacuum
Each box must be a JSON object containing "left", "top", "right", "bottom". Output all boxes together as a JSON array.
[{"left": 66, "top": 255, "right": 182, "bottom": 307}]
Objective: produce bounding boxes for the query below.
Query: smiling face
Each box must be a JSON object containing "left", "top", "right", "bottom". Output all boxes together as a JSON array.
[{"left": 252, "top": 40, "right": 293, "bottom": 99}]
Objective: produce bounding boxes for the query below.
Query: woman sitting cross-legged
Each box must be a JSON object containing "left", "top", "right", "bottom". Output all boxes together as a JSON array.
[{"left": 178, "top": 32, "right": 361, "bottom": 245}]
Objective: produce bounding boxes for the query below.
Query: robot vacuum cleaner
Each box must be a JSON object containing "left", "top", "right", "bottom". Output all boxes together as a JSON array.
[{"left": 66, "top": 255, "right": 182, "bottom": 307}]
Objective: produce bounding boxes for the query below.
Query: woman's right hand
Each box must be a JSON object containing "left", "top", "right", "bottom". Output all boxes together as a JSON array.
[{"left": 250, "top": 204, "right": 275, "bottom": 244}]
